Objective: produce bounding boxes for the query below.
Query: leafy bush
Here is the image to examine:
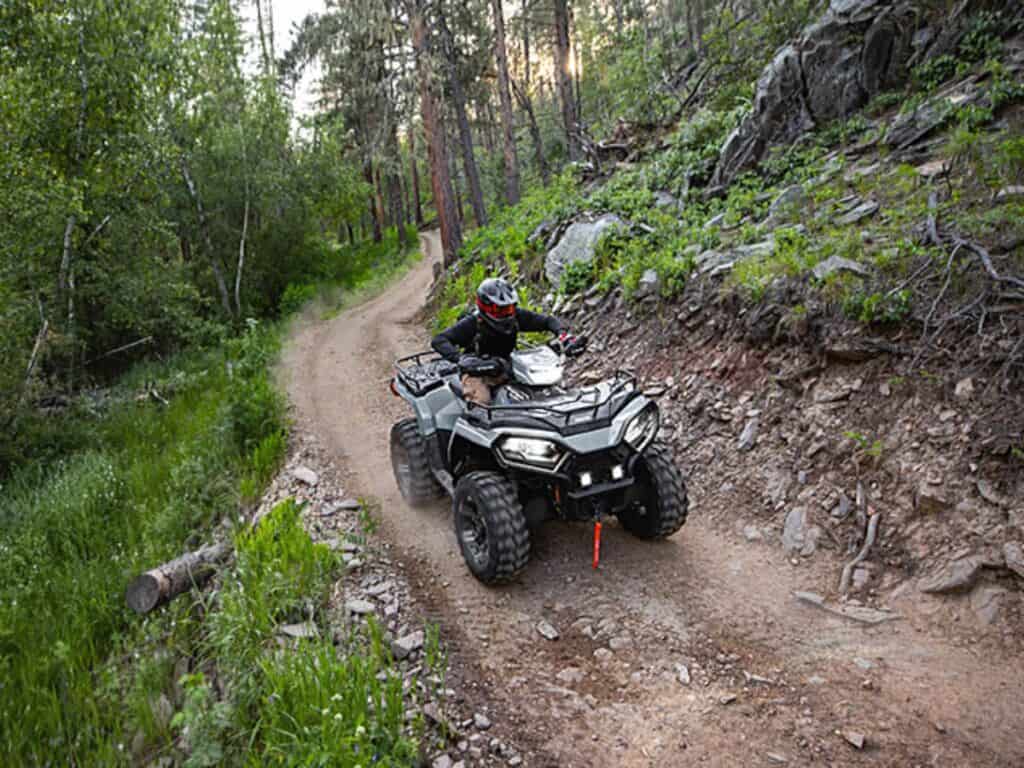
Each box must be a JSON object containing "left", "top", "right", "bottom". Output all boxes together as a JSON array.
[
  {"left": 561, "top": 259, "right": 597, "bottom": 295},
  {"left": 279, "top": 282, "right": 318, "bottom": 316},
  {"left": 842, "top": 289, "right": 913, "bottom": 325}
]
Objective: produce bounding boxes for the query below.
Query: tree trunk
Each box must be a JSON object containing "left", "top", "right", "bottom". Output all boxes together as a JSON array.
[
  {"left": 386, "top": 124, "right": 407, "bottom": 247},
  {"left": 411, "top": 0, "right": 462, "bottom": 266},
  {"left": 234, "top": 128, "right": 250, "bottom": 317},
  {"left": 181, "top": 158, "right": 233, "bottom": 317},
  {"left": 374, "top": 166, "right": 387, "bottom": 231},
  {"left": 613, "top": 0, "right": 624, "bottom": 36},
  {"left": 126, "top": 543, "right": 231, "bottom": 614},
  {"left": 491, "top": 0, "right": 521, "bottom": 206},
  {"left": 437, "top": 9, "right": 488, "bottom": 227},
  {"left": 449, "top": 135, "right": 464, "bottom": 227},
  {"left": 409, "top": 127, "right": 425, "bottom": 226},
  {"left": 553, "top": 0, "right": 580, "bottom": 161},
  {"left": 235, "top": 186, "right": 249, "bottom": 317},
  {"left": 364, "top": 159, "right": 383, "bottom": 242},
  {"left": 512, "top": 78, "right": 550, "bottom": 185}
]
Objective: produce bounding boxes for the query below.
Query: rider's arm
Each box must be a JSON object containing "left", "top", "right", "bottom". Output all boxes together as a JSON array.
[
  {"left": 517, "top": 309, "right": 562, "bottom": 336},
  {"left": 431, "top": 316, "right": 477, "bottom": 362}
]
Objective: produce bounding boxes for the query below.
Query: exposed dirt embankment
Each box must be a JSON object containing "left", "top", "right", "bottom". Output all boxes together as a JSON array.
[{"left": 282, "top": 231, "right": 1024, "bottom": 767}]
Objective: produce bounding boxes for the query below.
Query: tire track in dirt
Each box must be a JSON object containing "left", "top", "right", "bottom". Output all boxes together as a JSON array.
[{"left": 282, "top": 231, "right": 1024, "bottom": 767}]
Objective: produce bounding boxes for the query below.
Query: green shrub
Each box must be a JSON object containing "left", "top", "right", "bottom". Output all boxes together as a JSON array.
[
  {"left": 279, "top": 282, "right": 318, "bottom": 316},
  {"left": 561, "top": 259, "right": 597, "bottom": 295},
  {"left": 842, "top": 289, "right": 913, "bottom": 325}
]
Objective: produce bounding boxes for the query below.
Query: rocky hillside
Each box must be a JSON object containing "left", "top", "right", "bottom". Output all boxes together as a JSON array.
[{"left": 434, "top": 0, "right": 1024, "bottom": 636}]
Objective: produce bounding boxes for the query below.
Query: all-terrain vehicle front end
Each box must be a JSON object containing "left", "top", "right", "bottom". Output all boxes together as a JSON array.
[{"left": 389, "top": 347, "right": 688, "bottom": 584}]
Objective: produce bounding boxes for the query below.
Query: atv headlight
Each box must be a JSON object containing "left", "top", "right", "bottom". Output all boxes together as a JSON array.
[
  {"left": 624, "top": 406, "right": 659, "bottom": 451},
  {"left": 498, "top": 436, "right": 564, "bottom": 469}
]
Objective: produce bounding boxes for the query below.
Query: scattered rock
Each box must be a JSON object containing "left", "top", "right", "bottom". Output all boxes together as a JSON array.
[
  {"left": 1003, "top": 542, "right": 1024, "bottom": 579},
  {"left": 953, "top": 377, "right": 974, "bottom": 400},
  {"left": 996, "top": 185, "right": 1024, "bottom": 202},
  {"left": 345, "top": 599, "right": 376, "bottom": 615},
  {"left": 916, "top": 158, "right": 949, "bottom": 178},
  {"left": 432, "top": 755, "right": 453, "bottom": 768},
  {"left": 473, "top": 712, "right": 492, "bottom": 731},
  {"left": 544, "top": 215, "right": 625, "bottom": 286},
  {"left": 918, "top": 555, "right": 984, "bottom": 594},
  {"left": 608, "top": 635, "right": 633, "bottom": 651},
  {"left": 969, "top": 585, "right": 1006, "bottom": 625},
  {"left": 738, "top": 417, "right": 759, "bottom": 452},
  {"left": 795, "top": 591, "right": 900, "bottom": 625},
  {"left": 719, "top": 694, "right": 737, "bottom": 705},
  {"left": 915, "top": 482, "right": 951, "bottom": 516},
  {"left": 836, "top": 200, "right": 879, "bottom": 226},
  {"left": 704, "top": 212, "right": 727, "bottom": 230},
  {"left": 843, "top": 731, "right": 866, "bottom": 750},
  {"left": 676, "top": 664, "right": 691, "bottom": 685},
  {"left": 767, "top": 184, "right": 806, "bottom": 221},
  {"left": 782, "top": 507, "right": 809, "bottom": 555},
  {"left": 766, "top": 753, "right": 789, "bottom": 765},
  {"left": 885, "top": 95, "right": 953, "bottom": 149},
  {"left": 742, "top": 524, "right": 763, "bottom": 543},
  {"left": 279, "top": 622, "right": 318, "bottom": 639},
  {"left": 832, "top": 493, "right": 852, "bottom": 520},
  {"left": 392, "top": 630, "right": 424, "bottom": 660},
  {"left": 556, "top": 667, "right": 584, "bottom": 685},
  {"left": 654, "top": 190, "right": 682, "bottom": 210},
  {"left": 593, "top": 648, "right": 614, "bottom": 662},
  {"left": 812, "top": 255, "right": 869, "bottom": 281},
  {"left": 852, "top": 567, "right": 870, "bottom": 591},
  {"left": 291, "top": 466, "right": 319, "bottom": 486},
  {"left": 536, "top": 619, "right": 560, "bottom": 641},
  {"left": 634, "top": 269, "right": 661, "bottom": 300}
]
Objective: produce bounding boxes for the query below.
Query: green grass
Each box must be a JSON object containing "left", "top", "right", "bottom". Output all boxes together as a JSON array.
[
  {"left": 0, "top": 231, "right": 432, "bottom": 765},
  {"left": 0, "top": 323, "right": 285, "bottom": 762}
]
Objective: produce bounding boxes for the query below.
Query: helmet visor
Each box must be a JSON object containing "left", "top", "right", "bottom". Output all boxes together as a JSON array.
[{"left": 477, "top": 297, "right": 516, "bottom": 319}]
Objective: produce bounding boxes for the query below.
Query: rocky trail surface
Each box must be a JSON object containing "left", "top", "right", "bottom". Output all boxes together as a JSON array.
[{"left": 283, "top": 231, "right": 1023, "bottom": 767}]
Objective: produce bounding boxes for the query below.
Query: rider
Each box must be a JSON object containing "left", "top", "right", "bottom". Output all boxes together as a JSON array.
[{"left": 432, "top": 277, "right": 564, "bottom": 405}]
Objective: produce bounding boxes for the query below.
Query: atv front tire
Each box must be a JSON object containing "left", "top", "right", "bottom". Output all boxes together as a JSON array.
[
  {"left": 453, "top": 471, "right": 530, "bottom": 584},
  {"left": 390, "top": 419, "right": 444, "bottom": 507},
  {"left": 618, "top": 441, "right": 688, "bottom": 539}
]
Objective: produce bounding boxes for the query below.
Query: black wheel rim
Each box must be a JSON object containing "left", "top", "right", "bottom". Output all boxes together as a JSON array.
[{"left": 456, "top": 496, "right": 489, "bottom": 570}]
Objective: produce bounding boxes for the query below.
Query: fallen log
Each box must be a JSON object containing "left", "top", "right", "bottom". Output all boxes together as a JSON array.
[{"left": 126, "top": 542, "right": 231, "bottom": 614}]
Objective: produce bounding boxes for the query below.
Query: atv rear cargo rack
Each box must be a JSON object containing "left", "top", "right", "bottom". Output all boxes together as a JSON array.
[{"left": 394, "top": 351, "right": 458, "bottom": 396}]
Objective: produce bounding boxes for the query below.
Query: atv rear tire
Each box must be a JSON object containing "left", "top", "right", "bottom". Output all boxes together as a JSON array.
[
  {"left": 390, "top": 419, "right": 444, "bottom": 507},
  {"left": 618, "top": 441, "right": 688, "bottom": 539},
  {"left": 453, "top": 472, "right": 530, "bottom": 584}
]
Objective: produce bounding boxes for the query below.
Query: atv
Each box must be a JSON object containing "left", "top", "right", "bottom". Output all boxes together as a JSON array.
[{"left": 388, "top": 339, "right": 689, "bottom": 584}]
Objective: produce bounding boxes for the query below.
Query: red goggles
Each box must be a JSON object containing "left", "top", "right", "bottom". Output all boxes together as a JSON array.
[{"left": 477, "top": 297, "right": 517, "bottom": 319}]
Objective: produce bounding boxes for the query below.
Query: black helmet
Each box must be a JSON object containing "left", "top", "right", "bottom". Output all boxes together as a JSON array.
[{"left": 476, "top": 277, "right": 518, "bottom": 336}]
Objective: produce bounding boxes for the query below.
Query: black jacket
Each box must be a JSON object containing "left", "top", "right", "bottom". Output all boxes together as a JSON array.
[{"left": 432, "top": 310, "right": 562, "bottom": 363}]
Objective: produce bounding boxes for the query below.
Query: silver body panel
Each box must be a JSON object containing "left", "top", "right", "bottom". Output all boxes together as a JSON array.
[{"left": 394, "top": 353, "right": 652, "bottom": 463}]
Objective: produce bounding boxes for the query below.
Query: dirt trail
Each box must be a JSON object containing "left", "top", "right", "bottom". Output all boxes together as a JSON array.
[{"left": 284, "top": 231, "right": 1023, "bottom": 767}]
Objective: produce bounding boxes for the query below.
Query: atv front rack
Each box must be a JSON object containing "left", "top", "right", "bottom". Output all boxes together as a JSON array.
[{"left": 465, "top": 370, "right": 640, "bottom": 435}]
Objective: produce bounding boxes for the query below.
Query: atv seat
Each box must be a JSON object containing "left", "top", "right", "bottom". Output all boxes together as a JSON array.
[{"left": 449, "top": 375, "right": 465, "bottom": 400}]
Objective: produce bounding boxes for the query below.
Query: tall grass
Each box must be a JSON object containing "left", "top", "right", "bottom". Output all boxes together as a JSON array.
[
  {"left": 177, "top": 500, "right": 426, "bottom": 765},
  {"left": 0, "top": 323, "right": 286, "bottom": 763},
  {"left": 1, "top": 230, "right": 435, "bottom": 765}
]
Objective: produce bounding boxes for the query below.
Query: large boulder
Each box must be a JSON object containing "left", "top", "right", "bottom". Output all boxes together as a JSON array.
[
  {"left": 544, "top": 214, "right": 624, "bottom": 286},
  {"left": 712, "top": 0, "right": 923, "bottom": 187}
]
